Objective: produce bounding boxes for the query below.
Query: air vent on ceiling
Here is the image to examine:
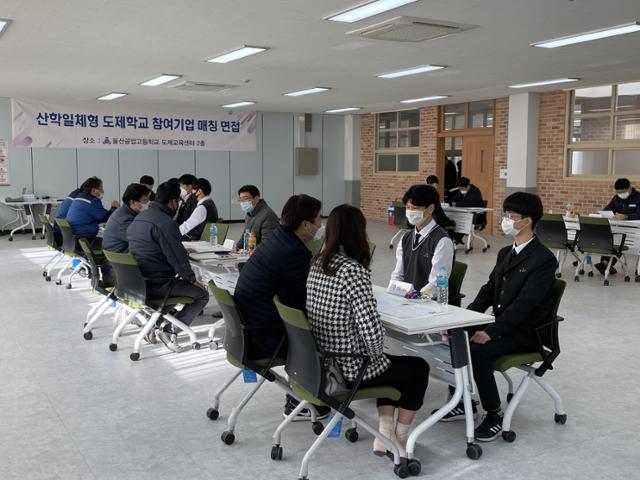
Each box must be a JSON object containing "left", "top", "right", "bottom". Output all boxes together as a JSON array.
[
  {"left": 171, "top": 81, "right": 236, "bottom": 93},
  {"left": 346, "top": 16, "right": 472, "bottom": 43}
]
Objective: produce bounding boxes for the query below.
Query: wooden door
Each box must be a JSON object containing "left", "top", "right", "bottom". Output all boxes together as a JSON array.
[{"left": 461, "top": 135, "right": 494, "bottom": 232}]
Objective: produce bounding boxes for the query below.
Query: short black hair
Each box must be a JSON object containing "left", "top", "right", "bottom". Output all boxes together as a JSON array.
[
  {"left": 167, "top": 177, "right": 180, "bottom": 186},
  {"left": 457, "top": 177, "right": 470, "bottom": 188},
  {"left": 139, "top": 175, "right": 154, "bottom": 186},
  {"left": 402, "top": 184, "right": 439, "bottom": 208},
  {"left": 426, "top": 175, "right": 439, "bottom": 185},
  {"left": 280, "top": 194, "right": 321, "bottom": 230},
  {"left": 82, "top": 177, "right": 103, "bottom": 193},
  {"left": 503, "top": 192, "right": 544, "bottom": 228},
  {"left": 155, "top": 181, "right": 181, "bottom": 205},
  {"left": 614, "top": 178, "right": 630, "bottom": 190},
  {"left": 178, "top": 174, "right": 196, "bottom": 186},
  {"left": 193, "top": 178, "right": 212, "bottom": 196},
  {"left": 122, "top": 183, "right": 151, "bottom": 205},
  {"left": 238, "top": 185, "right": 260, "bottom": 197}
]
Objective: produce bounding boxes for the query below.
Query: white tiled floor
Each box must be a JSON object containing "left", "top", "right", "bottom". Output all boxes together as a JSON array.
[{"left": 1, "top": 221, "right": 638, "bottom": 480}]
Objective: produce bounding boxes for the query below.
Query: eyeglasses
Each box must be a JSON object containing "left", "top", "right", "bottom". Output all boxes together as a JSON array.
[{"left": 501, "top": 212, "right": 523, "bottom": 221}]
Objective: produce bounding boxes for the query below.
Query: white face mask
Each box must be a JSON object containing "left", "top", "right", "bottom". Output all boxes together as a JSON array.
[
  {"left": 501, "top": 217, "right": 521, "bottom": 236},
  {"left": 140, "top": 202, "right": 150, "bottom": 212},
  {"left": 180, "top": 187, "right": 188, "bottom": 200},
  {"left": 406, "top": 209, "right": 425, "bottom": 226},
  {"left": 618, "top": 191, "right": 630, "bottom": 200},
  {"left": 314, "top": 224, "right": 325, "bottom": 241}
]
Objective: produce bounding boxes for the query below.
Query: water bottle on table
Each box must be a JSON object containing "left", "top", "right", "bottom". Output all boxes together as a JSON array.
[
  {"left": 209, "top": 224, "right": 218, "bottom": 247},
  {"left": 243, "top": 228, "right": 250, "bottom": 252},
  {"left": 436, "top": 265, "right": 449, "bottom": 306}
]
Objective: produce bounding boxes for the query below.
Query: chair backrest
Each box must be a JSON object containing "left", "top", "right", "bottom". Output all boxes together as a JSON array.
[
  {"left": 577, "top": 216, "right": 613, "bottom": 251},
  {"left": 209, "top": 283, "right": 249, "bottom": 363},
  {"left": 273, "top": 296, "right": 324, "bottom": 400},
  {"left": 102, "top": 250, "right": 148, "bottom": 305},
  {"left": 392, "top": 202, "right": 408, "bottom": 228},
  {"left": 448, "top": 261, "right": 467, "bottom": 306},
  {"left": 54, "top": 218, "right": 79, "bottom": 254},
  {"left": 37, "top": 213, "right": 57, "bottom": 249},
  {"left": 536, "top": 213, "right": 569, "bottom": 248},
  {"left": 473, "top": 200, "right": 488, "bottom": 228},
  {"left": 368, "top": 240, "right": 377, "bottom": 257},
  {"left": 200, "top": 222, "right": 230, "bottom": 244},
  {"left": 78, "top": 238, "right": 101, "bottom": 291},
  {"left": 538, "top": 279, "right": 567, "bottom": 369},
  {"left": 306, "top": 237, "right": 325, "bottom": 256}
]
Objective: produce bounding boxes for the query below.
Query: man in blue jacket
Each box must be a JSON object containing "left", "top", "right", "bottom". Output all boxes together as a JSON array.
[
  {"left": 52, "top": 178, "right": 91, "bottom": 244},
  {"left": 102, "top": 183, "right": 151, "bottom": 253},
  {"left": 66, "top": 177, "right": 119, "bottom": 241},
  {"left": 127, "top": 182, "right": 209, "bottom": 352}
]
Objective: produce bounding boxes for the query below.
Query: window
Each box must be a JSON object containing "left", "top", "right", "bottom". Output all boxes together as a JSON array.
[
  {"left": 567, "top": 81, "right": 640, "bottom": 177},
  {"left": 442, "top": 101, "right": 494, "bottom": 131},
  {"left": 375, "top": 110, "right": 420, "bottom": 173}
]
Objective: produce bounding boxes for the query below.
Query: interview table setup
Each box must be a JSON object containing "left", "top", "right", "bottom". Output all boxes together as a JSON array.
[{"left": 1, "top": 194, "right": 61, "bottom": 241}]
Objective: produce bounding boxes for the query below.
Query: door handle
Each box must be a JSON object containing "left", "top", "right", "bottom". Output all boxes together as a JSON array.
[{"left": 480, "top": 150, "right": 484, "bottom": 173}]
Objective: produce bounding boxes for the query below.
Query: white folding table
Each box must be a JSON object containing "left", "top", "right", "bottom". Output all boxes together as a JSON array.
[
  {"left": 1, "top": 197, "right": 61, "bottom": 241},
  {"left": 443, "top": 206, "right": 493, "bottom": 254}
]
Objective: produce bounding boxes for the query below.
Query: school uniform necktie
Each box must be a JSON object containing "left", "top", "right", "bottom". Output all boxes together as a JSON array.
[
  {"left": 414, "top": 232, "right": 422, "bottom": 248},
  {"left": 509, "top": 249, "right": 518, "bottom": 264}
]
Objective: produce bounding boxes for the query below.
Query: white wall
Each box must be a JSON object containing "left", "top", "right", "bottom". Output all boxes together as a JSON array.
[{"left": 0, "top": 97, "right": 346, "bottom": 229}]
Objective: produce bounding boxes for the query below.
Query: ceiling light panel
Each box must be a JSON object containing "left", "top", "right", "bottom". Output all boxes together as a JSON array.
[
  {"left": 97, "top": 92, "right": 127, "bottom": 101},
  {"left": 284, "top": 87, "right": 331, "bottom": 97},
  {"left": 532, "top": 22, "right": 640, "bottom": 48},
  {"left": 140, "top": 74, "right": 182, "bottom": 87},
  {"left": 207, "top": 46, "right": 269, "bottom": 64},
  {"left": 509, "top": 78, "right": 579, "bottom": 89},
  {"left": 222, "top": 101, "right": 255, "bottom": 108},
  {"left": 325, "top": 107, "right": 362, "bottom": 113},
  {"left": 327, "top": 0, "right": 418, "bottom": 23},
  {"left": 400, "top": 95, "right": 448, "bottom": 103},
  {"left": 378, "top": 64, "right": 445, "bottom": 79},
  {"left": 0, "top": 18, "right": 12, "bottom": 37}
]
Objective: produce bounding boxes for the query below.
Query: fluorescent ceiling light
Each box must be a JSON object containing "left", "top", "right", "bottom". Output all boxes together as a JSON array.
[
  {"left": 139, "top": 74, "right": 181, "bottom": 87},
  {"left": 325, "top": 107, "right": 362, "bottom": 113},
  {"left": 222, "top": 101, "right": 255, "bottom": 108},
  {"left": 509, "top": 78, "right": 579, "bottom": 89},
  {"left": 0, "top": 18, "right": 12, "bottom": 37},
  {"left": 327, "top": 0, "right": 417, "bottom": 23},
  {"left": 378, "top": 65, "right": 445, "bottom": 79},
  {"left": 284, "top": 87, "right": 330, "bottom": 97},
  {"left": 532, "top": 21, "right": 640, "bottom": 48},
  {"left": 97, "top": 92, "right": 128, "bottom": 101},
  {"left": 401, "top": 95, "right": 449, "bottom": 104},
  {"left": 207, "top": 46, "right": 268, "bottom": 64}
]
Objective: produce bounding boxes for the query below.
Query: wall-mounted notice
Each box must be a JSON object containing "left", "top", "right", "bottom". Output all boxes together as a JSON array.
[
  {"left": 0, "top": 139, "right": 9, "bottom": 186},
  {"left": 11, "top": 98, "right": 257, "bottom": 152}
]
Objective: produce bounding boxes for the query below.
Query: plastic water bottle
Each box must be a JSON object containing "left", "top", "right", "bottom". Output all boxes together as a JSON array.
[
  {"left": 436, "top": 266, "right": 449, "bottom": 306},
  {"left": 243, "top": 228, "right": 250, "bottom": 251},
  {"left": 209, "top": 224, "right": 218, "bottom": 247}
]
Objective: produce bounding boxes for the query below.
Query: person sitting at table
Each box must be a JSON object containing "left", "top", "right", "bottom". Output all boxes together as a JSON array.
[
  {"left": 66, "top": 176, "right": 119, "bottom": 243},
  {"left": 102, "top": 183, "right": 151, "bottom": 253},
  {"left": 175, "top": 174, "right": 197, "bottom": 224},
  {"left": 426, "top": 175, "right": 439, "bottom": 188},
  {"left": 234, "top": 193, "right": 330, "bottom": 421},
  {"left": 440, "top": 192, "right": 556, "bottom": 442},
  {"left": 139, "top": 175, "right": 155, "bottom": 202},
  {"left": 450, "top": 177, "right": 483, "bottom": 208},
  {"left": 235, "top": 185, "right": 280, "bottom": 251},
  {"left": 127, "top": 182, "right": 209, "bottom": 352},
  {"left": 306, "top": 204, "right": 430, "bottom": 458},
  {"left": 595, "top": 178, "right": 640, "bottom": 275},
  {"left": 178, "top": 178, "right": 219, "bottom": 241},
  {"left": 390, "top": 184, "right": 454, "bottom": 297},
  {"left": 52, "top": 178, "right": 90, "bottom": 245}
]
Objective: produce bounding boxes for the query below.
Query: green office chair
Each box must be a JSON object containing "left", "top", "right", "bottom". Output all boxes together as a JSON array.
[
  {"left": 306, "top": 237, "right": 324, "bottom": 256},
  {"left": 573, "top": 216, "right": 630, "bottom": 286},
  {"left": 537, "top": 213, "right": 580, "bottom": 278},
  {"left": 200, "top": 222, "right": 230, "bottom": 244},
  {"left": 448, "top": 261, "right": 467, "bottom": 307},
  {"left": 37, "top": 213, "right": 64, "bottom": 282},
  {"left": 272, "top": 297, "right": 415, "bottom": 479},
  {"left": 103, "top": 250, "right": 200, "bottom": 360},
  {"left": 54, "top": 218, "right": 90, "bottom": 289},
  {"left": 491, "top": 279, "right": 567, "bottom": 443},
  {"left": 206, "top": 283, "right": 322, "bottom": 446}
]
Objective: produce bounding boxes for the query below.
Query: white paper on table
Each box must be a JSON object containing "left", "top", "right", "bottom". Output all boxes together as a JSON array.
[
  {"left": 183, "top": 241, "right": 232, "bottom": 253},
  {"left": 598, "top": 210, "right": 614, "bottom": 219},
  {"left": 386, "top": 279, "right": 413, "bottom": 297},
  {"left": 376, "top": 294, "right": 446, "bottom": 320},
  {"left": 223, "top": 238, "right": 235, "bottom": 249}
]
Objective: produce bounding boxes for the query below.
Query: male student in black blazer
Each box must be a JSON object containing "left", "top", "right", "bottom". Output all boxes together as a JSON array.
[{"left": 440, "top": 192, "right": 557, "bottom": 442}]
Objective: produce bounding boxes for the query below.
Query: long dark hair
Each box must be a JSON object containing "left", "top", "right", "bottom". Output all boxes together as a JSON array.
[{"left": 319, "top": 204, "right": 371, "bottom": 274}]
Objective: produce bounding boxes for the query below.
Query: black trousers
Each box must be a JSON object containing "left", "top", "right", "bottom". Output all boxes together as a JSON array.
[
  {"left": 357, "top": 355, "right": 430, "bottom": 411},
  {"left": 146, "top": 279, "right": 209, "bottom": 329}
]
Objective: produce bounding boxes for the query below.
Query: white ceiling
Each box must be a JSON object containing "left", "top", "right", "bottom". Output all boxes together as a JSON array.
[{"left": 1, "top": 0, "right": 640, "bottom": 113}]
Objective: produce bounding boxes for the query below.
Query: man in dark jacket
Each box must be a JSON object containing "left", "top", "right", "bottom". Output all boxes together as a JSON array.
[
  {"left": 102, "top": 183, "right": 151, "bottom": 253},
  {"left": 66, "top": 177, "right": 119, "bottom": 240},
  {"left": 235, "top": 185, "right": 279, "bottom": 250},
  {"left": 450, "top": 176, "right": 483, "bottom": 207},
  {"left": 179, "top": 178, "right": 218, "bottom": 241},
  {"left": 53, "top": 179, "right": 90, "bottom": 244},
  {"left": 440, "top": 192, "right": 557, "bottom": 441},
  {"left": 127, "top": 182, "right": 209, "bottom": 352}
]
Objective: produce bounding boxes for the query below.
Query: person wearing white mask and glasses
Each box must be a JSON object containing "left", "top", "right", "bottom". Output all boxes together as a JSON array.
[
  {"left": 235, "top": 184, "right": 280, "bottom": 251},
  {"left": 391, "top": 184, "right": 454, "bottom": 297},
  {"left": 438, "top": 192, "right": 556, "bottom": 442}
]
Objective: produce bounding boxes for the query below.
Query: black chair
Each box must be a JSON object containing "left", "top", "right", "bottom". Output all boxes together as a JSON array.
[
  {"left": 491, "top": 279, "right": 568, "bottom": 442},
  {"left": 573, "top": 216, "right": 630, "bottom": 286},
  {"left": 448, "top": 261, "right": 467, "bottom": 307},
  {"left": 273, "top": 297, "right": 414, "bottom": 479},
  {"left": 465, "top": 200, "right": 490, "bottom": 254},
  {"left": 103, "top": 250, "right": 200, "bottom": 360},
  {"left": 536, "top": 213, "right": 580, "bottom": 278},
  {"left": 389, "top": 202, "right": 410, "bottom": 249},
  {"left": 37, "top": 213, "right": 63, "bottom": 282}
]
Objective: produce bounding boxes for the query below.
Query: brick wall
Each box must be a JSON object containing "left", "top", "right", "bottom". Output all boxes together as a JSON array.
[
  {"left": 537, "top": 91, "right": 615, "bottom": 213},
  {"left": 492, "top": 98, "right": 508, "bottom": 231}
]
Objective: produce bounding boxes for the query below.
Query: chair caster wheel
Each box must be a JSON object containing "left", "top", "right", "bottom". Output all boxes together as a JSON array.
[
  {"left": 506, "top": 393, "right": 514, "bottom": 403},
  {"left": 502, "top": 430, "right": 516, "bottom": 442},
  {"left": 555, "top": 413, "right": 567, "bottom": 424},
  {"left": 482, "top": 246, "right": 489, "bottom": 252},
  {"left": 32, "top": 235, "right": 36, "bottom": 240},
  {"left": 579, "top": 269, "right": 585, "bottom": 275},
  {"left": 587, "top": 271, "right": 594, "bottom": 277},
  {"left": 555, "top": 273, "right": 562, "bottom": 278},
  {"left": 312, "top": 421, "right": 324, "bottom": 435},
  {"left": 604, "top": 280, "right": 610, "bottom": 286},
  {"left": 42, "top": 271, "right": 47, "bottom": 277},
  {"left": 466, "top": 443, "right": 482, "bottom": 460},
  {"left": 109, "top": 343, "right": 117, "bottom": 352},
  {"left": 574, "top": 276, "right": 579, "bottom": 282},
  {"left": 206, "top": 408, "right": 219, "bottom": 420},
  {"left": 66, "top": 284, "right": 72, "bottom": 289},
  {"left": 394, "top": 463, "right": 409, "bottom": 478},
  {"left": 624, "top": 275, "right": 631, "bottom": 282},
  {"left": 192, "top": 342, "right": 201, "bottom": 350},
  {"left": 407, "top": 459, "right": 421, "bottom": 476},
  {"left": 130, "top": 352, "right": 140, "bottom": 361},
  {"left": 83, "top": 331, "right": 93, "bottom": 340},
  {"left": 572, "top": 260, "right": 579, "bottom": 267},
  {"left": 41, "top": 235, "right": 45, "bottom": 240},
  {"left": 270, "top": 444, "right": 283, "bottom": 460},
  {"left": 221, "top": 431, "right": 235, "bottom": 445},
  {"left": 388, "top": 244, "right": 394, "bottom": 249},
  {"left": 209, "top": 341, "right": 219, "bottom": 350},
  {"left": 45, "top": 276, "right": 51, "bottom": 282},
  {"left": 636, "top": 275, "right": 640, "bottom": 283},
  {"left": 55, "top": 280, "right": 62, "bottom": 285},
  {"left": 8, "top": 237, "right": 13, "bottom": 242},
  {"left": 464, "top": 249, "right": 471, "bottom": 254},
  {"left": 344, "top": 428, "right": 359, "bottom": 443}
]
